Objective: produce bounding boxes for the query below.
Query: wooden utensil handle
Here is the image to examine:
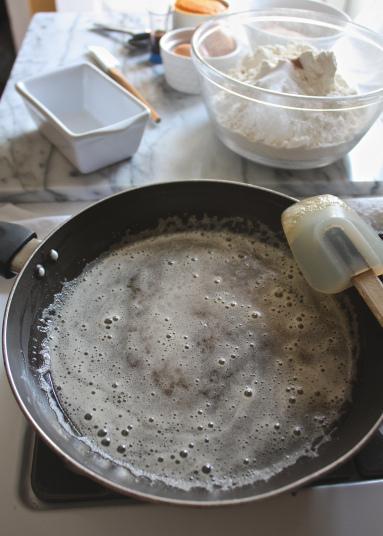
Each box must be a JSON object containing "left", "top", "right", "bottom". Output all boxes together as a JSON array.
[
  {"left": 352, "top": 269, "right": 383, "bottom": 327},
  {"left": 109, "top": 67, "right": 161, "bottom": 124}
]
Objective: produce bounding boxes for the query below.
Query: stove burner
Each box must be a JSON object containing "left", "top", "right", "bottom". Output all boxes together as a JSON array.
[
  {"left": 30, "top": 438, "right": 140, "bottom": 504},
  {"left": 28, "top": 427, "right": 383, "bottom": 506}
]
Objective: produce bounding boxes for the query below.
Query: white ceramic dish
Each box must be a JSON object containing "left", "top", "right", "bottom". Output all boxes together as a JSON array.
[
  {"left": 16, "top": 62, "right": 149, "bottom": 174},
  {"left": 160, "top": 28, "right": 201, "bottom": 94}
]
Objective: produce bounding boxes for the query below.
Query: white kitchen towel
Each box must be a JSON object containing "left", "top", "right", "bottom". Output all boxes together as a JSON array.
[
  {"left": 0, "top": 204, "right": 69, "bottom": 238},
  {"left": 347, "top": 197, "right": 383, "bottom": 232}
]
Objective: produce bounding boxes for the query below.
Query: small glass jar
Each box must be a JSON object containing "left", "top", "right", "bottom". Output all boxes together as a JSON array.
[{"left": 148, "top": 7, "right": 171, "bottom": 64}]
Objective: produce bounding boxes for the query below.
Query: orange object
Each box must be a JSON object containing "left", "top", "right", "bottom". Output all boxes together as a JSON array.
[
  {"left": 175, "top": 0, "right": 227, "bottom": 15},
  {"left": 28, "top": 0, "right": 55, "bottom": 13},
  {"left": 173, "top": 43, "right": 192, "bottom": 57}
]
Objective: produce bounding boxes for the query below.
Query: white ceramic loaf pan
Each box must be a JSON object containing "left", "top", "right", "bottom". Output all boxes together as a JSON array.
[{"left": 16, "top": 62, "right": 150, "bottom": 173}]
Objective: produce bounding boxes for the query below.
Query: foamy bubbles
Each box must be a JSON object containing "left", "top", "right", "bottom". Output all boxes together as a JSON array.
[{"left": 35, "top": 217, "right": 358, "bottom": 492}]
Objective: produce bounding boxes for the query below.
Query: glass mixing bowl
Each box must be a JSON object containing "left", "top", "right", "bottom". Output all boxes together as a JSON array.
[{"left": 191, "top": 9, "right": 383, "bottom": 169}]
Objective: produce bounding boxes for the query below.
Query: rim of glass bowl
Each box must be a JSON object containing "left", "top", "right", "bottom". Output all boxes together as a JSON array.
[{"left": 191, "top": 8, "right": 383, "bottom": 111}]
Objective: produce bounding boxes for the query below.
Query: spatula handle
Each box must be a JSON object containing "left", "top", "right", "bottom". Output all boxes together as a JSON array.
[
  {"left": 109, "top": 67, "right": 161, "bottom": 124},
  {"left": 352, "top": 269, "right": 383, "bottom": 327}
]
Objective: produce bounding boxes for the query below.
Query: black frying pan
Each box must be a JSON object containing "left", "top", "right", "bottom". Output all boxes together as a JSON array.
[{"left": 2, "top": 180, "right": 383, "bottom": 506}]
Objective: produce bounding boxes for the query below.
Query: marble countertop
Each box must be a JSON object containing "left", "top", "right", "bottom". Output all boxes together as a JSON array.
[{"left": 1, "top": 12, "right": 383, "bottom": 203}]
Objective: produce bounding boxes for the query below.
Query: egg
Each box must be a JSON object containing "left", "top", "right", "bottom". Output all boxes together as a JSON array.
[
  {"left": 201, "top": 29, "right": 236, "bottom": 57},
  {"left": 173, "top": 43, "right": 192, "bottom": 57}
]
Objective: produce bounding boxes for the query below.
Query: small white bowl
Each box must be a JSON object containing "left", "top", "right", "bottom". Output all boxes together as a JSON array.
[
  {"left": 161, "top": 27, "right": 240, "bottom": 93},
  {"left": 160, "top": 28, "right": 201, "bottom": 94},
  {"left": 16, "top": 62, "right": 149, "bottom": 174}
]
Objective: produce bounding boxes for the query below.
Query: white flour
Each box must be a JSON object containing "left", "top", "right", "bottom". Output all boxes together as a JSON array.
[{"left": 212, "top": 43, "right": 368, "bottom": 164}]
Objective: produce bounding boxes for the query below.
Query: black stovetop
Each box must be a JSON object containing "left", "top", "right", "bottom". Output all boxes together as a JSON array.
[{"left": 29, "top": 428, "right": 383, "bottom": 505}]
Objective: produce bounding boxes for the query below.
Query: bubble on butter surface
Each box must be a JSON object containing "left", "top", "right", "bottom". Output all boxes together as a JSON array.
[{"left": 34, "top": 217, "right": 358, "bottom": 492}]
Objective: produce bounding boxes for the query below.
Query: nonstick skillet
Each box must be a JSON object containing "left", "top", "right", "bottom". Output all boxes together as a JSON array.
[{"left": 2, "top": 180, "right": 383, "bottom": 506}]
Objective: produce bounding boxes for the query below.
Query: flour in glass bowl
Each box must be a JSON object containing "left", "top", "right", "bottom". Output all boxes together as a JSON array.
[{"left": 212, "top": 43, "right": 368, "bottom": 165}]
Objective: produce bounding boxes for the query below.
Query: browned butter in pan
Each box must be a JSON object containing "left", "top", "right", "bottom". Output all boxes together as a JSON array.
[{"left": 36, "top": 217, "right": 357, "bottom": 491}]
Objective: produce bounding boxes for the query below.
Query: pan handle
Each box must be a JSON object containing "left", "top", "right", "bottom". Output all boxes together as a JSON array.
[{"left": 0, "top": 221, "right": 39, "bottom": 278}]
